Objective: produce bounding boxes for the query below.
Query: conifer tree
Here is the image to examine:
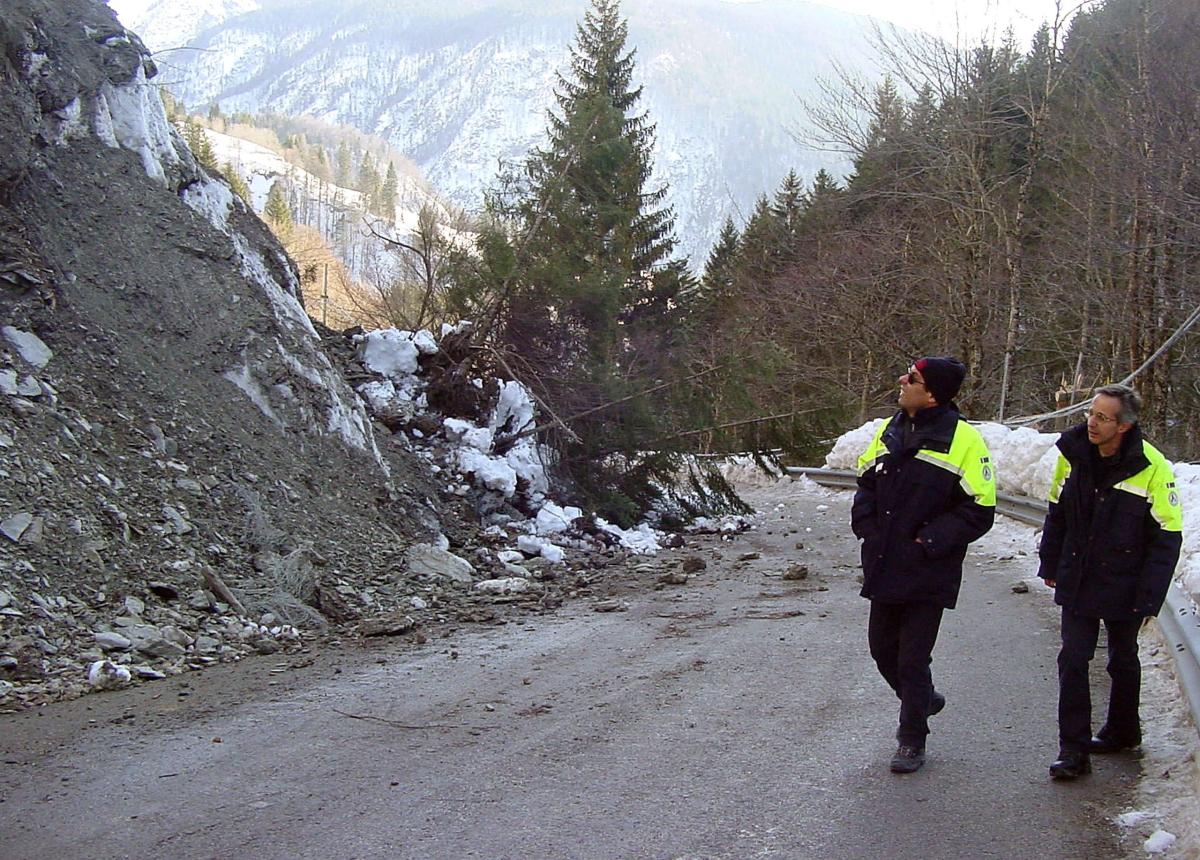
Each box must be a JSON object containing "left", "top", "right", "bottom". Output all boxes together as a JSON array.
[
  {"left": 849, "top": 77, "right": 908, "bottom": 199},
  {"left": 222, "top": 161, "right": 251, "bottom": 202},
  {"left": 699, "top": 216, "right": 740, "bottom": 307},
  {"left": 737, "top": 195, "right": 777, "bottom": 279},
  {"left": 335, "top": 141, "right": 352, "bottom": 188},
  {"left": 493, "top": 0, "right": 685, "bottom": 523},
  {"left": 264, "top": 180, "right": 293, "bottom": 234},
  {"left": 358, "top": 152, "right": 380, "bottom": 213},
  {"left": 183, "top": 117, "right": 218, "bottom": 172},
  {"left": 512, "top": 0, "right": 677, "bottom": 363},
  {"left": 769, "top": 169, "right": 806, "bottom": 267},
  {"left": 379, "top": 161, "right": 399, "bottom": 220},
  {"left": 798, "top": 169, "right": 842, "bottom": 235}
]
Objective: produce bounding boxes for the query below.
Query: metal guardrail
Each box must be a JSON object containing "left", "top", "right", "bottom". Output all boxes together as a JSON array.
[
  {"left": 785, "top": 467, "right": 1048, "bottom": 525},
  {"left": 787, "top": 465, "right": 1200, "bottom": 736},
  {"left": 1157, "top": 583, "right": 1200, "bottom": 733}
]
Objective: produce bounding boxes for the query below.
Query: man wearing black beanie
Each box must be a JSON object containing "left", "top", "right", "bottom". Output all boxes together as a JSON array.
[{"left": 852, "top": 356, "right": 996, "bottom": 773}]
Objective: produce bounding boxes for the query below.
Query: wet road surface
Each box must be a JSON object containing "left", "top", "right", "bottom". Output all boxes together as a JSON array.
[{"left": 0, "top": 480, "right": 1140, "bottom": 859}]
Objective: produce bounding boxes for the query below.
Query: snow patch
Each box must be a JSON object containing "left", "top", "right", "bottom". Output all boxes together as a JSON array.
[
  {"left": 825, "top": 418, "right": 884, "bottom": 469},
  {"left": 1144, "top": 830, "right": 1176, "bottom": 853},
  {"left": 536, "top": 502, "right": 582, "bottom": 535},
  {"left": 516, "top": 534, "right": 564, "bottom": 563},
  {"left": 222, "top": 364, "right": 280, "bottom": 425},
  {"left": 94, "top": 64, "right": 182, "bottom": 185}
]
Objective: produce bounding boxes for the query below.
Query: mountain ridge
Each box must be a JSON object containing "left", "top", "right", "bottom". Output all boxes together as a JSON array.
[{"left": 112, "top": 0, "right": 884, "bottom": 262}]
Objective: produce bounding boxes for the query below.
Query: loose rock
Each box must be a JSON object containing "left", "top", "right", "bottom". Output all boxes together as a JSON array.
[{"left": 782, "top": 564, "right": 809, "bottom": 581}]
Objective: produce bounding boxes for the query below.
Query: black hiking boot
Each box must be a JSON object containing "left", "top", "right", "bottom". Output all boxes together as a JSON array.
[
  {"left": 928, "top": 690, "right": 946, "bottom": 717},
  {"left": 890, "top": 744, "right": 926, "bottom": 773},
  {"left": 1049, "top": 751, "right": 1091, "bottom": 780},
  {"left": 1087, "top": 733, "right": 1141, "bottom": 754}
]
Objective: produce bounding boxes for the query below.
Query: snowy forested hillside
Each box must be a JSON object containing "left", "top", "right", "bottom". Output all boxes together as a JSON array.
[{"left": 109, "top": 0, "right": 883, "bottom": 262}]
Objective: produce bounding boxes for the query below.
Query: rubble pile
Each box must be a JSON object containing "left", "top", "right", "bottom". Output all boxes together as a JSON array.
[{"left": 0, "top": 0, "right": 753, "bottom": 710}]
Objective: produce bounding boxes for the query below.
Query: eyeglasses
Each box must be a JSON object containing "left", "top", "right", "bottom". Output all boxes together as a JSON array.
[
  {"left": 904, "top": 369, "right": 924, "bottom": 387},
  {"left": 1084, "top": 409, "right": 1118, "bottom": 425}
]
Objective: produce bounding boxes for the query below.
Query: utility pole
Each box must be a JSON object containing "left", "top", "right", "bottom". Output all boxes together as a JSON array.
[{"left": 322, "top": 263, "right": 329, "bottom": 327}]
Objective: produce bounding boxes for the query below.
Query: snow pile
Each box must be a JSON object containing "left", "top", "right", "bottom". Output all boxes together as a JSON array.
[
  {"left": 535, "top": 502, "right": 582, "bottom": 534},
  {"left": 715, "top": 454, "right": 785, "bottom": 487},
  {"left": 824, "top": 419, "right": 884, "bottom": 469},
  {"left": 1118, "top": 811, "right": 1158, "bottom": 829},
  {"left": 353, "top": 326, "right": 665, "bottom": 562},
  {"left": 687, "top": 513, "right": 756, "bottom": 535},
  {"left": 87, "top": 660, "right": 132, "bottom": 691},
  {"left": 360, "top": 328, "right": 428, "bottom": 377},
  {"left": 1170, "top": 463, "right": 1200, "bottom": 602},
  {"left": 828, "top": 419, "right": 1200, "bottom": 606},
  {"left": 1144, "top": 830, "right": 1177, "bottom": 854}
]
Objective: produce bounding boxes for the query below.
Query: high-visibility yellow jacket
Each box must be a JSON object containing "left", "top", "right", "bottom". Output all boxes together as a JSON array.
[
  {"left": 852, "top": 405, "right": 996, "bottom": 609},
  {"left": 1038, "top": 423, "right": 1182, "bottom": 618}
]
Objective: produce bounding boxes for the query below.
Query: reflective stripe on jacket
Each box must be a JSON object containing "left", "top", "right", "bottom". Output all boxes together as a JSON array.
[
  {"left": 1038, "top": 423, "right": 1182, "bottom": 618},
  {"left": 851, "top": 405, "right": 996, "bottom": 609}
]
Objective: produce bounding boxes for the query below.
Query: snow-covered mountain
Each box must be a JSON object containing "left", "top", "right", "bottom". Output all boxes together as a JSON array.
[
  {"left": 107, "top": 0, "right": 260, "bottom": 52},
  {"left": 110, "top": 0, "right": 886, "bottom": 263}
]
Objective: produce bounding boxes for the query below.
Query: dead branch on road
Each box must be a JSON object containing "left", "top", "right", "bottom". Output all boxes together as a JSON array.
[{"left": 332, "top": 708, "right": 498, "bottom": 731}]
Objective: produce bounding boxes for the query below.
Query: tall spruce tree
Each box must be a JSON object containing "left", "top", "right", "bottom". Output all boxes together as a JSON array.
[
  {"left": 497, "top": 0, "right": 685, "bottom": 523},
  {"left": 767, "top": 169, "right": 806, "bottom": 269},
  {"left": 358, "top": 152, "right": 380, "bottom": 213},
  {"left": 512, "top": 0, "right": 676, "bottom": 362},
  {"left": 335, "top": 141, "right": 352, "bottom": 188},
  {"left": 737, "top": 195, "right": 777, "bottom": 280},
  {"left": 698, "top": 216, "right": 740, "bottom": 309}
]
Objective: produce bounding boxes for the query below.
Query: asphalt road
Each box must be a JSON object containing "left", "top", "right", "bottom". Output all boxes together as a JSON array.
[{"left": 0, "top": 480, "right": 1141, "bottom": 859}]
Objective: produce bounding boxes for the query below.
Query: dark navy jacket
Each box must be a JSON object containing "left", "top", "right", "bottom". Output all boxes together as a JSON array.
[
  {"left": 1037, "top": 423, "right": 1182, "bottom": 618},
  {"left": 852, "top": 405, "right": 996, "bottom": 609}
]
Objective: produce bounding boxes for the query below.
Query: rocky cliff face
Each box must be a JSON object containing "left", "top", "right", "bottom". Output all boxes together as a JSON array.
[
  {"left": 113, "top": 0, "right": 878, "bottom": 262},
  {"left": 0, "top": 0, "right": 459, "bottom": 705}
]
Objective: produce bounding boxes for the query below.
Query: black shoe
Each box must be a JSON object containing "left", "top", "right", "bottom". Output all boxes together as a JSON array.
[
  {"left": 928, "top": 690, "right": 946, "bottom": 717},
  {"left": 1087, "top": 733, "right": 1141, "bottom": 754},
  {"left": 891, "top": 744, "right": 926, "bottom": 773},
  {"left": 1049, "top": 752, "right": 1092, "bottom": 780}
]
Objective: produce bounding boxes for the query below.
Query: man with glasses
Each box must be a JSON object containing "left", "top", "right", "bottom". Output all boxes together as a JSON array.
[
  {"left": 853, "top": 356, "right": 996, "bottom": 773},
  {"left": 1038, "top": 384, "right": 1182, "bottom": 780}
]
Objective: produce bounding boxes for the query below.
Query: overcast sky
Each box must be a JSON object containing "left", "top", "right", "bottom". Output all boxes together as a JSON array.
[{"left": 803, "top": 0, "right": 1093, "bottom": 46}]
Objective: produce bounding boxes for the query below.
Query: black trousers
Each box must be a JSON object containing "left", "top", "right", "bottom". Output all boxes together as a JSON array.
[
  {"left": 1057, "top": 608, "right": 1143, "bottom": 753},
  {"left": 868, "top": 600, "right": 945, "bottom": 746}
]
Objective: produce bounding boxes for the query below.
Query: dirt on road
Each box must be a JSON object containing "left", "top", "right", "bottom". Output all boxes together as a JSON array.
[{"left": 2, "top": 478, "right": 1196, "bottom": 859}]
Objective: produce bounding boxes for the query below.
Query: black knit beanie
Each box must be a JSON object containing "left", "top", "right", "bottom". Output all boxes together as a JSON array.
[{"left": 914, "top": 356, "right": 967, "bottom": 405}]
